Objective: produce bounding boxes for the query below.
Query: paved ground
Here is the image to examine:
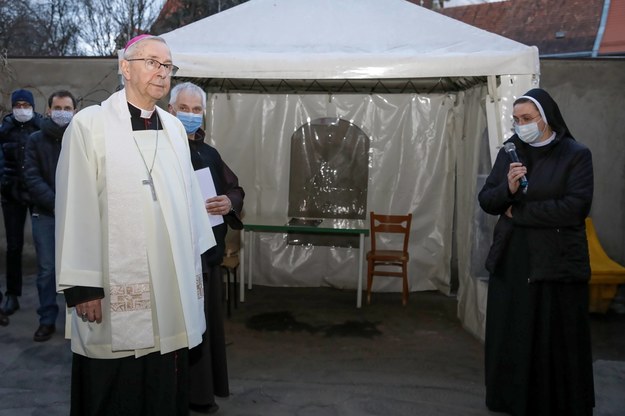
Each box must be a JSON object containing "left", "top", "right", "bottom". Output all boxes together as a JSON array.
[{"left": 1, "top": 273, "right": 624, "bottom": 416}]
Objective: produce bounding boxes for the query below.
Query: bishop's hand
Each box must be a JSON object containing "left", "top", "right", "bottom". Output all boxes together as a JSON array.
[{"left": 76, "top": 299, "right": 103, "bottom": 324}]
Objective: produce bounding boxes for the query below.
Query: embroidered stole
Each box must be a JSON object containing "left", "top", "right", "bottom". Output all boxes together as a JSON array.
[{"left": 103, "top": 91, "right": 156, "bottom": 351}]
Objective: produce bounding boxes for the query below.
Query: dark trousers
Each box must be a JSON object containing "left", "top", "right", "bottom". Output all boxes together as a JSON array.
[
  {"left": 31, "top": 213, "right": 59, "bottom": 325},
  {"left": 1, "top": 200, "right": 30, "bottom": 296},
  {"left": 71, "top": 349, "right": 189, "bottom": 416}
]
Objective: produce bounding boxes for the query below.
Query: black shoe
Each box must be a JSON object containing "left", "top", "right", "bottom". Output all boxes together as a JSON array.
[
  {"left": 189, "top": 402, "right": 219, "bottom": 414},
  {"left": 0, "top": 312, "right": 8, "bottom": 327},
  {"left": 33, "top": 324, "right": 56, "bottom": 342},
  {"left": 2, "top": 294, "right": 20, "bottom": 315}
]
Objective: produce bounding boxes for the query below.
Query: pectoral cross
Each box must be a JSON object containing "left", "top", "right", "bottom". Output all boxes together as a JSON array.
[{"left": 142, "top": 177, "right": 158, "bottom": 201}]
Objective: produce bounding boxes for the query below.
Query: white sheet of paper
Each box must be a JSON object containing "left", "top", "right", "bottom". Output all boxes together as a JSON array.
[{"left": 195, "top": 167, "right": 224, "bottom": 227}]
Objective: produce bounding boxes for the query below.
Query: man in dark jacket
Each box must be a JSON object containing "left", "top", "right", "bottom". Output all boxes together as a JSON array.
[
  {"left": 169, "top": 82, "right": 244, "bottom": 414},
  {"left": 0, "top": 89, "right": 43, "bottom": 316},
  {"left": 24, "top": 90, "right": 77, "bottom": 341}
]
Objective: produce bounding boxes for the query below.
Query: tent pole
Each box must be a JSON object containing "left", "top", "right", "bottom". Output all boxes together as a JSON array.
[{"left": 485, "top": 75, "right": 503, "bottom": 166}]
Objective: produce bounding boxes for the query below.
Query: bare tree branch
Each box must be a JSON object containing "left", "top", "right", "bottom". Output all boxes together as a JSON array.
[{"left": 79, "top": 0, "right": 163, "bottom": 56}]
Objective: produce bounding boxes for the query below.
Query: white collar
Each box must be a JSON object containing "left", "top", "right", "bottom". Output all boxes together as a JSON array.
[{"left": 529, "top": 131, "right": 556, "bottom": 147}]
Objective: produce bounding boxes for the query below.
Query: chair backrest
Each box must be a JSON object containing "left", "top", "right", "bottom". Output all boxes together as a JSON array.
[
  {"left": 369, "top": 212, "right": 412, "bottom": 253},
  {"left": 224, "top": 227, "right": 241, "bottom": 257}
]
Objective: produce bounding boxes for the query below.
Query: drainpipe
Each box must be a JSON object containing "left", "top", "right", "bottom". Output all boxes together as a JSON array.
[{"left": 592, "top": 0, "right": 611, "bottom": 57}]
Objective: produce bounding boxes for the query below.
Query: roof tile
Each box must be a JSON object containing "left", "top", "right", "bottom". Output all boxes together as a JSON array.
[
  {"left": 441, "top": 0, "right": 605, "bottom": 56},
  {"left": 599, "top": 0, "right": 625, "bottom": 55}
]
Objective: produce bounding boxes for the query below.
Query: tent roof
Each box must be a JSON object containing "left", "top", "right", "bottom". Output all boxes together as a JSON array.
[{"left": 160, "top": 0, "right": 539, "bottom": 80}]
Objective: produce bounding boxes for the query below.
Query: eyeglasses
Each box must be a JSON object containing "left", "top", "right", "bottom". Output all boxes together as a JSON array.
[
  {"left": 126, "top": 58, "right": 179, "bottom": 76},
  {"left": 512, "top": 113, "right": 541, "bottom": 127}
]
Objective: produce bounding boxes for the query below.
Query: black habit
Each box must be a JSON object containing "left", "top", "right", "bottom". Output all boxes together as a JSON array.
[{"left": 478, "top": 88, "right": 595, "bottom": 416}]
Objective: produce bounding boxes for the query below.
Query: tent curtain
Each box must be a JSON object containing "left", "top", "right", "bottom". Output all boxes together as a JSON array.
[
  {"left": 454, "top": 85, "right": 491, "bottom": 340},
  {"left": 206, "top": 92, "right": 463, "bottom": 293}
]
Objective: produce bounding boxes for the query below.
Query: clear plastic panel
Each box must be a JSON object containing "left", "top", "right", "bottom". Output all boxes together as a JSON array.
[{"left": 207, "top": 92, "right": 458, "bottom": 293}]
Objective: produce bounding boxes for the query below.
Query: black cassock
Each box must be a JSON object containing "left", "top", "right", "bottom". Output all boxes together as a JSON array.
[{"left": 188, "top": 129, "right": 244, "bottom": 408}]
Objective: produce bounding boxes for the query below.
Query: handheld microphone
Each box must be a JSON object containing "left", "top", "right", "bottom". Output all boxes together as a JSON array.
[{"left": 503, "top": 142, "right": 528, "bottom": 191}]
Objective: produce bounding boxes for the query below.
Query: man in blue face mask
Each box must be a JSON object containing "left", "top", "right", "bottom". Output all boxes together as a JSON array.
[
  {"left": 0, "top": 88, "right": 43, "bottom": 317},
  {"left": 168, "top": 82, "right": 244, "bottom": 414},
  {"left": 24, "top": 90, "right": 77, "bottom": 341}
]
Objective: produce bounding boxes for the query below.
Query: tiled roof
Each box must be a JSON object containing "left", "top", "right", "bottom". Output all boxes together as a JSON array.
[
  {"left": 441, "top": 0, "right": 605, "bottom": 56},
  {"left": 599, "top": 0, "right": 625, "bottom": 55}
]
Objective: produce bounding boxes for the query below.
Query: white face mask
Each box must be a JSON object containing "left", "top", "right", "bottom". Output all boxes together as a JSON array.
[
  {"left": 13, "top": 108, "right": 33, "bottom": 123},
  {"left": 514, "top": 122, "right": 542, "bottom": 144},
  {"left": 50, "top": 110, "right": 74, "bottom": 127}
]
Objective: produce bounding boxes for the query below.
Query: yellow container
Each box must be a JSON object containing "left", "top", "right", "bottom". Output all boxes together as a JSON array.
[{"left": 586, "top": 218, "right": 625, "bottom": 313}]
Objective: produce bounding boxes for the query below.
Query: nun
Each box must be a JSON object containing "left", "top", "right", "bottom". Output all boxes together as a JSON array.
[{"left": 478, "top": 88, "right": 595, "bottom": 416}]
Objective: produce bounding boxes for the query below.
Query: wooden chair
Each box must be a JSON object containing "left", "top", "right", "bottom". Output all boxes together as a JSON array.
[
  {"left": 586, "top": 217, "right": 625, "bottom": 313},
  {"left": 221, "top": 229, "right": 240, "bottom": 318},
  {"left": 366, "top": 212, "right": 412, "bottom": 305}
]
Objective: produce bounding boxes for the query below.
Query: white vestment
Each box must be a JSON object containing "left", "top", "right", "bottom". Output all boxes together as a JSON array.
[{"left": 55, "top": 89, "right": 215, "bottom": 359}]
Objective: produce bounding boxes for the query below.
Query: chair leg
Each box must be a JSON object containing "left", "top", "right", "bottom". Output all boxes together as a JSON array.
[
  {"left": 401, "top": 263, "right": 409, "bottom": 306},
  {"left": 225, "top": 268, "right": 232, "bottom": 318},
  {"left": 220, "top": 269, "right": 226, "bottom": 303},
  {"left": 232, "top": 266, "right": 238, "bottom": 311},
  {"left": 366, "top": 259, "right": 374, "bottom": 305}
]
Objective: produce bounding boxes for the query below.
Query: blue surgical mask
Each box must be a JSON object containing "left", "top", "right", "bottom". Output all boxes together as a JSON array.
[
  {"left": 514, "top": 122, "right": 542, "bottom": 144},
  {"left": 50, "top": 110, "right": 74, "bottom": 127},
  {"left": 176, "top": 111, "right": 203, "bottom": 134}
]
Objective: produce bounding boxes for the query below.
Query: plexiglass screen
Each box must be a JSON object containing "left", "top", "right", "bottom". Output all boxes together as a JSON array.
[{"left": 288, "top": 117, "right": 369, "bottom": 220}]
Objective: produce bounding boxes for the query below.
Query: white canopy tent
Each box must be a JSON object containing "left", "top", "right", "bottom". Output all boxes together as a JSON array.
[{"left": 160, "top": 0, "right": 540, "bottom": 340}]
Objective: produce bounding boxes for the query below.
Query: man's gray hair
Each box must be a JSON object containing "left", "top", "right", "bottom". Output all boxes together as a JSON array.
[
  {"left": 169, "top": 82, "right": 207, "bottom": 110},
  {"left": 122, "top": 35, "right": 168, "bottom": 59}
]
